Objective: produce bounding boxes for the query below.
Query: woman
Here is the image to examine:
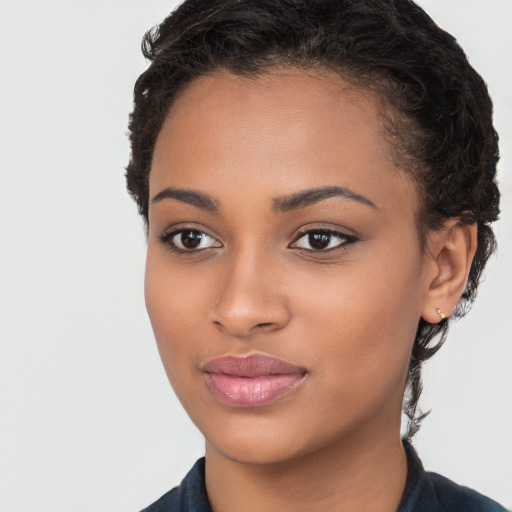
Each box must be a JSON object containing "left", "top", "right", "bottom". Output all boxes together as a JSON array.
[{"left": 126, "top": 0, "right": 505, "bottom": 510}]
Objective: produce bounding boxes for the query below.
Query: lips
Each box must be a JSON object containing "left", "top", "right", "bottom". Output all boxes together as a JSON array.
[{"left": 202, "top": 354, "right": 307, "bottom": 407}]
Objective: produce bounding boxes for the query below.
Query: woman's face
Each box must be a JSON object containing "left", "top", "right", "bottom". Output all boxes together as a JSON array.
[{"left": 146, "top": 70, "right": 433, "bottom": 465}]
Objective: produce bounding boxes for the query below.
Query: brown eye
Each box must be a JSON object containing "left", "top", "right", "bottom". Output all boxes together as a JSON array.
[
  {"left": 308, "top": 232, "right": 331, "bottom": 250},
  {"left": 160, "top": 228, "right": 222, "bottom": 252},
  {"left": 291, "top": 230, "right": 355, "bottom": 251},
  {"left": 179, "top": 230, "right": 206, "bottom": 249}
]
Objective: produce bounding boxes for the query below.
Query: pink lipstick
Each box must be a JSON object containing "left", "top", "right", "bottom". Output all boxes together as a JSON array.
[{"left": 202, "top": 354, "right": 307, "bottom": 407}]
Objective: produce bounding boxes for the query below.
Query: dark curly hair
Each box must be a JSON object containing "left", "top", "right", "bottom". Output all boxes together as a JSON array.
[{"left": 126, "top": 0, "right": 500, "bottom": 438}]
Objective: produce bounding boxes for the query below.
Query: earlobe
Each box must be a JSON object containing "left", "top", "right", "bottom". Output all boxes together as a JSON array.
[
  {"left": 421, "top": 220, "right": 478, "bottom": 324},
  {"left": 435, "top": 308, "right": 446, "bottom": 321}
]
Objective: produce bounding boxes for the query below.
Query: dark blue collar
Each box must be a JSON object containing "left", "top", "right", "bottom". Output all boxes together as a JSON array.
[{"left": 141, "top": 441, "right": 507, "bottom": 511}]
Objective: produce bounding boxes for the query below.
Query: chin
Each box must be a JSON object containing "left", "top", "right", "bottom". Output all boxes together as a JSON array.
[
  {"left": 206, "top": 434, "right": 309, "bottom": 466},
  {"left": 200, "top": 411, "right": 358, "bottom": 468}
]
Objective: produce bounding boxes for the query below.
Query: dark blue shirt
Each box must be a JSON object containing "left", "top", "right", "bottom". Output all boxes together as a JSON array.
[{"left": 141, "top": 442, "right": 508, "bottom": 511}]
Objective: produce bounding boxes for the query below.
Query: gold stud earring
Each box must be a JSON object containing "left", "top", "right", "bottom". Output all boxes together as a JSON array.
[{"left": 436, "top": 308, "right": 446, "bottom": 321}]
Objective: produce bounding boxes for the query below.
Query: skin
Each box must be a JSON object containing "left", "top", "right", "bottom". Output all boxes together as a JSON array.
[{"left": 145, "top": 69, "right": 477, "bottom": 512}]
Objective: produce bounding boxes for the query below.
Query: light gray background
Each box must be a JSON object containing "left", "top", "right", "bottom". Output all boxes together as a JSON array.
[{"left": 0, "top": 1, "right": 510, "bottom": 511}]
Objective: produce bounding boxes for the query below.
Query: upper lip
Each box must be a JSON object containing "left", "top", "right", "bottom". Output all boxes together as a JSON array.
[{"left": 201, "top": 353, "right": 307, "bottom": 377}]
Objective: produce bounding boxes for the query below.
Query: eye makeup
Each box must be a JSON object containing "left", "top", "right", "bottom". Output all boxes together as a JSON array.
[
  {"left": 289, "top": 228, "right": 359, "bottom": 252},
  {"left": 158, "top": 227, "right": 222, "bottom": 254},
  {"left": 157, "top": 221, "right": 360, "bottom": 258}
]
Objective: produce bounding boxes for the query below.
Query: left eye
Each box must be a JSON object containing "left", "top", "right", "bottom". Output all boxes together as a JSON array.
[
  {"left": 291, "top": 230, "right": 353, "bottom": 251},
  {"left": 162, "top": 229, "right": 221, "bottom": 251}
]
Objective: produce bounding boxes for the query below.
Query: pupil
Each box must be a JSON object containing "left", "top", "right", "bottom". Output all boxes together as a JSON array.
[
  {"left": 181, "top": 230, "right": 202, "bottom": 249},
  {"left": 309, "top": 232, "right": 330, "bottom": 250}
]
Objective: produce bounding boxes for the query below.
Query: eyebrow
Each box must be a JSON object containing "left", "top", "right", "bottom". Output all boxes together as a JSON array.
[
  {"left": 151, "top": 185, "right": 376, "bottom": 214},
  {"left": 151, "top": 187, "right": 220, "bottom": 213},
  {"left": 272, "top": 186, "right": 377, "bottom": 212}
]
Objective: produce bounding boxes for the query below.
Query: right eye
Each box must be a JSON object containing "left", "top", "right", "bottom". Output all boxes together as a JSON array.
[{"left": 159, "top": 228, "right": 222, "bottom": 252}]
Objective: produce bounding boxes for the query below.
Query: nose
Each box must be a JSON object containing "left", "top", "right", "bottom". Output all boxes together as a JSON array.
[{"left": 208, "top": 251, "right": 291, "bottom": 338}]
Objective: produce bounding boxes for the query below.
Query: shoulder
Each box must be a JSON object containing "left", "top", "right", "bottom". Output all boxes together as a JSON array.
[
  {"left": 425, "top": 471, "right": 508, "bottom": 512},
  {"left": 139, "top": 458, "right": 212, "bottom": 512},
  {"left": 400, "top": 441, "right": 508, "bottom": 512},
  {"left": 139, "top": 486, "right": 181, "bottom": 512}
]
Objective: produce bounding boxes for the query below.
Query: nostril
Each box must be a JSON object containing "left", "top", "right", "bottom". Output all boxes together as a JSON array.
[
  {"left": 212, "top": 319, "right": 281, "bottom": 337},
  {"left": 254, "top": 322, "right": 274, "bottom": 332}
]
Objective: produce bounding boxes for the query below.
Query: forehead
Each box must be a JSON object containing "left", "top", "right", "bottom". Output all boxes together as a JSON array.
[
  {"left": 168, "top": 68, "right": 379, "bottom": 123},
  {"left": 161, "top": 69, "right": 386, "bottom": 153},
  {"left": 150, "top": 68, "right": 417, "bottom": 214}
]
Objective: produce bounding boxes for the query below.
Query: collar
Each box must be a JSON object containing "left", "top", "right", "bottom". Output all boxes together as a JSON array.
[
  {"left": 144, "top": 438, "right": 507, "bottom": 511},
  {"left": 172, "top": 441, "right": 433, "bottom": 512}
]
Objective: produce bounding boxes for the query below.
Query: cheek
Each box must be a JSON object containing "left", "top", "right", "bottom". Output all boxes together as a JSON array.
[
  {"left": 144, "top": 250, "right": 204, "bottom": 380},
  {"left": 288, "top": 249, "right": 423, "bottom": 397}
]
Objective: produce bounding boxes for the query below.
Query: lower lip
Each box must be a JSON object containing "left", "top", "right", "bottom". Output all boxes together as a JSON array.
[{"left": 205, "top": 373, "right": 306, "bottom": 407}]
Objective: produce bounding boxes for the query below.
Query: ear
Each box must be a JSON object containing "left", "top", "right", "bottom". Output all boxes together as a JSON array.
[{"left": 421, "top": 220, "right": 478, "bottom": 324}]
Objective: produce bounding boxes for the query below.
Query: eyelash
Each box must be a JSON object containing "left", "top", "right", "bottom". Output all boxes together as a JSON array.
[
  {"left": 290, "top": 229, "right": 358, "bottom": 252},
  {"left": 158, "top": 227, "right": 358, "bottom": 254},
  {"left": 158, "top": 228, "right": 221, "bottom": 253}
]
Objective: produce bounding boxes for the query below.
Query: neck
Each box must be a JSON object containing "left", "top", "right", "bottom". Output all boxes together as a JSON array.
[{"left": 204, "top": 422, "right": 408, "bottom": 512}]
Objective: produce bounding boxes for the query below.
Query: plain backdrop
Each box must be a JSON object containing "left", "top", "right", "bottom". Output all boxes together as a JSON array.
[{"left": 0, "top": 1, "right": 511, "bottom": 511}]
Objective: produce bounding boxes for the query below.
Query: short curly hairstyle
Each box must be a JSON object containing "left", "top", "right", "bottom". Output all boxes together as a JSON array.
[{"left": 126, "top": 0, "right": 500, "bottom": 438}]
